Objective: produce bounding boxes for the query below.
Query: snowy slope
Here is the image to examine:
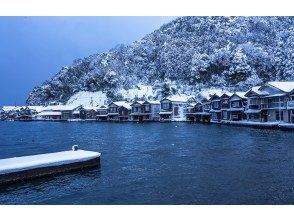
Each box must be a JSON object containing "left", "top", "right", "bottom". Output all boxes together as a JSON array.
[
  {"left": 118, "top": 85, "right": 154, "bottom": 100},
  {"left": 66, "top": 91, "right": 107, "bottom": 106}
]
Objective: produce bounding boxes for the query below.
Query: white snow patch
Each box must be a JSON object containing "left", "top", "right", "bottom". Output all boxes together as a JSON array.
[
  {"left": 66, "top": 91, "right": 107, "bottom": 107},
  {"left": 166, "top": 94, "right": 193, "bottom": 102},
  {"left": 118, "top": 85, "right": 154, "bottom": 100}
]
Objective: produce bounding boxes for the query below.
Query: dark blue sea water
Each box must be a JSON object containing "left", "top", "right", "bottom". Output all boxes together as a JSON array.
[{"left": 0, "top": 121, "right": 293, "bottom": 204}]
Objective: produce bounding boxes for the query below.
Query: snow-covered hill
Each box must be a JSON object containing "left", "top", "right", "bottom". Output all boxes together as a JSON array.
[{"left": 26, "top": 17, "right": 294, "bottom": 105}]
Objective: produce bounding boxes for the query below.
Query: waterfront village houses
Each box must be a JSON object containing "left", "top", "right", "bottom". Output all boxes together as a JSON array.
[
  {"left": 244, "top": 81, "right": 294, "bottom": 123},
  {"left": 159, "top": 97, "right": 189, "bottom": 121},
  {"left": 209, "top": 94, "right": 222, "bottom": 122},
  {"left": 130, "top": 100, "right": 160, "bottom": 122},
  {"left": 79, "top": 106, "right": 99, "bottom": 120},
  {"left": 223, "top": 92, "right": 247, "bottom": 121},
  {"left": 35, "top": 105, "right": 80, "bottom": 121},
  {"left": 96, "top": 105, "right": 108, "bottom": 121},
  {"left": 185, "top": 99, "right": 211, "bottom": 123},
  {"left": 107, "top": 101, "right": 131, "bottom": 121}
]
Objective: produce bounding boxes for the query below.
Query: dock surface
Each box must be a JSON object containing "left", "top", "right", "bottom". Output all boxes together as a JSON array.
[{"left": 0, "top": 150, "right": 101, "bottom": 184}]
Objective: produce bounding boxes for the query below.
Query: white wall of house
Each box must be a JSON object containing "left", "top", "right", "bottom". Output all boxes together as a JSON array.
[{"left": 172, "top": 102, "right": 186, "bottom": 121}]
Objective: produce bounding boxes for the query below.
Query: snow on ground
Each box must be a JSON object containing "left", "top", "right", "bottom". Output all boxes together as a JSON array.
[
  {"left": 0, "top": 150, "right": 101, "bottom": 175},
  {"left": 167, "top": 94, "right": 194, "bottom": 102},
  {"left": 66, "top": 91, "right": 107, "bottom": 107},
  {"left": 118, "top": 85, "right": 154, "bottom": 100}
]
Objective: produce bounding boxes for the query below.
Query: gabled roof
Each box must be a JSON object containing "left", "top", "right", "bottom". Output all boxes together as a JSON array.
[
  {"left": 201, "top": 98, "right": 210, "bottom": 103},
  {"left": 209, "top": 93, "right": 221, "bottom": 101},
  {"left": 130, "top": 101, "right": 144, "bottom": 106},
  {"left": 97, "top": 105, "right": 108, "bottom": 110},
  {"left": 230, "top": 92, "right": 247, "bottom": 100},
  {"left": 2, "top": 106, "right": 24, "bottom": 112},
  {"left": 109, "top": 101, "right": 132, "bottom": 110},
  {"left": 245, "top": 86, "right": 268, "bottom": 97},
  {"left": 36, "top": 111, "right": 62, "bottom": 116},
  {"left": 267, "top": 81, "right": 294, "bottom": 93},
  {"left": 119, "top": 103, "right": 131, "bottom": 110},
  {"left": 220, "top": 92, "right": 234, "bottom": 98},
  {"left": 143, "top": 100, "right": 160, "bottom": 105}
]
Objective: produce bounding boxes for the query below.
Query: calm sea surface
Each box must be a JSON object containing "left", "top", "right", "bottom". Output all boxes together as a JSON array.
[{"left": 0, "top": 121, "right": 293, "bottom": 204}]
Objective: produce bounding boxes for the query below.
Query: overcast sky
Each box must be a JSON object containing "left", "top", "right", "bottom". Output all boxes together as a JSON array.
[{"left": 0, "top": 16, "right": 175, "bottom": 106}]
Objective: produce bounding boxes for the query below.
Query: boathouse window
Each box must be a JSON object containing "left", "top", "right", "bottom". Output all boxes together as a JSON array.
[
  {"left": 162, "top": 103, "right": 171, "bottom": 110},
  {"left": 109, "top": 107, "right": 117, "bottom": 113},
  {"left": 145, "top": 105, "right": 150, "bottom": 112},
  {"left": 223, "top": 111, "right": 228, "bottom": 120},
  {"left": 231, "top": 101, "right": 240, "bottom": 108},
  {"left": 249, "top": 98, "right": 259, "bottom": 105},
  {"left": 212, "top": 101, "right": 219, "bottom": 109}
]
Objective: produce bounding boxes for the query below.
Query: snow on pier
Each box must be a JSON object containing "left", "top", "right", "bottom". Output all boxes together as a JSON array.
[{"left": 0, "top": 149, "right": 101, "bottom": 184}]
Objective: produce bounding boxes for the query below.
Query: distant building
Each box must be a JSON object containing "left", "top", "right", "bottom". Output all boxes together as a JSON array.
[
  {"left": 107, "top": 101, "right": 131, "bottom": 121},
  {"left": 34, "top": 105, "right": 79, "bottom": 121},
  {"left": 245, "top": 81, "right": 294, "bottom": 123},
  {"left": 209, "top": 94, "right": 222, "bottom": 122},
  {"left": 159, "top": 97, "right": 188, "bottom": 121},
  {"left": 227, "top": 92, "right": 247, "bottom": 121},
  {"left": 130, "top": 100, "right": 160, "bottom": 122},
  {"left": 96, "top": 105, "right": 108, "bottom": 121},
  {"left": 220, "top": 93, "right": 233, "bottom": 121},
  {"left": 197, "top": 99, "right": 211, "bottom": 123}
]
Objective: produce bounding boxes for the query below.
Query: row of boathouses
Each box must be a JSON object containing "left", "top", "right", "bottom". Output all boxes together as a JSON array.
[{"left": 1, "top": 81, "right": 294, "bottom": 127}]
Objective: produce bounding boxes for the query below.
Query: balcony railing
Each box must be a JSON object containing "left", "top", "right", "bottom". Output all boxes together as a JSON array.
[{"left": 260, "top": 102, "right": 285, "bottom": 109}]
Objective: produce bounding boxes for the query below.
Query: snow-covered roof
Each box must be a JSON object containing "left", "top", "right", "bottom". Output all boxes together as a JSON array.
[
  {"left": 247, "top": 86, "right": 269, "bottom": 96},
  {"left": 199, "top": 88, "right": 230, "bottom": 100},
  {"left": 27, "top": 106, "right": 47, "bottom": 112},
  {"left": 0, "top": 150, "right": 100, "bottom": 175},
  {"left": 235, "top": 92, "right": 247, "bottom": 99},
  {"left": 82, "top": 106, "right": 100, "bottom": 111},
  {"left": 267, "top": 81, "right": 294, "bottom": 93},
  {"left": 131, "top": 101, "right": 144, "bottom": 106},
  {"left": 221, "top": 92, "right": 234, "bottom": 98},
  {"left": 36, "top": 111, "right": 62, "bottom": 116},
  {"left": 164, "top": 95, "right": 191, "bottom": 103},
  {"left": 230, "top": 92, "right": 247, "bottom": 100},
  {"left": 111, "top": 101, "right": 132, "bottom": 110},
  {"left": 143, "top": 100, "right": 160, "bottom": 105},
  {"left": 45, "top": 105, "right": 79, "bottom": 111},
  {"left": 1, "top": 106, "right": 24, "bottom": 112}
]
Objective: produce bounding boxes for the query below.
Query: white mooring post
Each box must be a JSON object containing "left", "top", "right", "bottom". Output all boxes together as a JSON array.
[{"left": 72, "top": 145, "right": 79, "bottom": 151}]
